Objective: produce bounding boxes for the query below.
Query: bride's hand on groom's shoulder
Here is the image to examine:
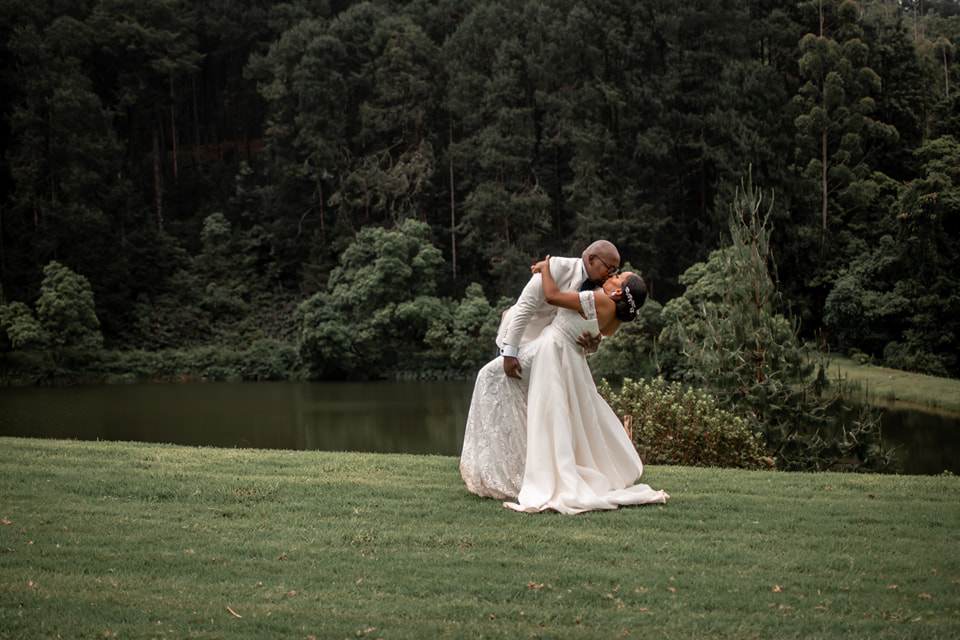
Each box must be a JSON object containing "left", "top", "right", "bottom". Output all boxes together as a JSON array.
[{"left": 531, "top": 255, "right": 551, "bottom": 274}]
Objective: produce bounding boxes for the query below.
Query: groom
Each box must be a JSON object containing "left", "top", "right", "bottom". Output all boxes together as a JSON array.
[{"left": 496, "top": 240, "right": 621, "bottom": 379}]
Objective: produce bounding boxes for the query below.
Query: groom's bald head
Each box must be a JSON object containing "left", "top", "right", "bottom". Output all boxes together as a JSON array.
[{"left": 582, "top": 240, "right": 620, "bottom": 282}]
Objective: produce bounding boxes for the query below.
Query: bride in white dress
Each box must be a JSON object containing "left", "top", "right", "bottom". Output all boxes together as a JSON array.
[{"left": 460, "top": 256, "right": 669, "bottom": 514}]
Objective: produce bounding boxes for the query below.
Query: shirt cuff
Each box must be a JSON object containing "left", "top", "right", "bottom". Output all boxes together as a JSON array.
[{"left": 500, "top": 344, "right": 519, "bottom": 359}]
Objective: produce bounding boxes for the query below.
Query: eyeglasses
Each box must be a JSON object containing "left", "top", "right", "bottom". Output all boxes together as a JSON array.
[{"left": 595, "top": 255, "right": 620, "bottom": 277}]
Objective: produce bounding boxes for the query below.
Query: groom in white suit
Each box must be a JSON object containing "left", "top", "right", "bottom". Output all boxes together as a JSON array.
[{"left": 496, "top": 240, "right": 621, "bottom": 379}]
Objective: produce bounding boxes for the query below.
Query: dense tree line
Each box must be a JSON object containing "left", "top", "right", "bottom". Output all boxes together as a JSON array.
[{"left": 1, "top": 0, "right": 958, "bottom": 381}]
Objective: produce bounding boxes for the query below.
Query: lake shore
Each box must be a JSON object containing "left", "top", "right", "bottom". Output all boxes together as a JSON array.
[
  {"left": 2, "top": 437, "right": 957, "bottom": 639},
  {"left": 830, "top": 355, "right": 960, "bottom": 412}
]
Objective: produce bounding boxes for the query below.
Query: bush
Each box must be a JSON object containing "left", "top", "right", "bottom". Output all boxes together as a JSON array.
[
  {"left": 239, "top": 339, "right": 301, "bottom": 381},
  {"left": 588, "top": 299, "right": 663, "bottom": 382},
  {"left": 883, "top": 339, "right": 952, "bottom": 378},
  {"left": 599, "top": 377, "right": 769, "bottom": 470},
  {"left": 91, "top": 343, "right": 300, "bottom": 385},
  {"left": 296, "top": 220, "right": 447, "bottom": 379}
]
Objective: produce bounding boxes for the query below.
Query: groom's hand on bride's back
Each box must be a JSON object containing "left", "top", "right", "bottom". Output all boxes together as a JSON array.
[
  {"left": 577, "top": 332, "right": 601, "bottom": 355},
  {"left": 503, "top": 356, "right": 523, "bottom": 379}
]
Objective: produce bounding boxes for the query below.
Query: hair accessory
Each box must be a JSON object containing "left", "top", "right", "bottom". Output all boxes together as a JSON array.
[{"left": 623, "top": 286, "right": 637, "bottom": 316}]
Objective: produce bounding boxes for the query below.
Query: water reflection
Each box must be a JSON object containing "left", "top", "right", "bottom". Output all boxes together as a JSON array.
[
  {"left": 1, "top": 381, "right": 957, "bottom": 475},
  {"left": 295, "top": 381, "right": 472, "bottom": 455},
  {"left": 0, "top": 381, "right": 474, "bottom": 456},
  {"left": 849, "top": 396, "right": 960, "bottom": 476}
]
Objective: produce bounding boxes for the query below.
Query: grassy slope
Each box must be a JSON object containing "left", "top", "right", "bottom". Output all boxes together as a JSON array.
[
  {"left": 830, "top": 356, "right": 960, "bottom": 412},
  {"left": 2, "top": 438, "right": 958, "bottom": 639}
]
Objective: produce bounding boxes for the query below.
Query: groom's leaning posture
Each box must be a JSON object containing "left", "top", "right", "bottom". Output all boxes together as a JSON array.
[{"left": 496, "top": 240, "right": 621, "bottom": 380}]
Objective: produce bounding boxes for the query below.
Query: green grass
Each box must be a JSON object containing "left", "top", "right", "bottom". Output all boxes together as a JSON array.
[
  {"left": 830, "top": 355, "right": 960, "bottom": 412},
  {"left": 1, "top": 437, "right": 958, "bottom": 639}
]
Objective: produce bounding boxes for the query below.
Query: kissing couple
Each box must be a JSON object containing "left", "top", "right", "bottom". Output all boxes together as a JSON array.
[{"left": 460, "top": 240, "right": 669, "bottom": 514}]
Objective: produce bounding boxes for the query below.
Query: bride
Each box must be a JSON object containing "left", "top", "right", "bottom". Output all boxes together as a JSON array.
[{"left": 460, "top": 255, "right": 669, "bottom": 514}]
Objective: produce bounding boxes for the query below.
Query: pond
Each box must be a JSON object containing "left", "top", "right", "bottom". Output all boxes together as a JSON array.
[
  {"left": 846, "top": 395, "right": 959, "bottom": 476},
  {"left": 0, "top": 381, "right": 957, "bottom": 475}
]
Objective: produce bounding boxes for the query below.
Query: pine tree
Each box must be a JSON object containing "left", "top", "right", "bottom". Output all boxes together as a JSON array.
[{"left": 675, "top": 174, "right": 894, "bottom": 471}]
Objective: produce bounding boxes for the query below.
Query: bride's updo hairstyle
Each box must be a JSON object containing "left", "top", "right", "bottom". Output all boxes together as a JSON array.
[{"left": 615, "top": 274, "right": 647, "bottom": 322}]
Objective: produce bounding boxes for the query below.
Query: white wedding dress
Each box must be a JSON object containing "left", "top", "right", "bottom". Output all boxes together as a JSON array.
[{"left": 460, "top": 292, "right": 669, "bottom": 514}]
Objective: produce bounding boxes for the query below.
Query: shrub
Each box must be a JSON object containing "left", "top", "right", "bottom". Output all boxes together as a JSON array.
[
  {"left": 239, "top": 339, "right": 301, "bottom": 381},
  {"left": 94, "top": 343, "right": 300, "bottom": 384},
  {"left": 599, "top": 377, "right": 769, "bottom": 470},
  {"left": 36, "top": 261, "right": 103, "bottom": 355},
  {"left": 296, "top": 220, "right": 447, "bottom": 379},
  {"left": 588, "top": 299, "right": 663, "bottom": 382}
]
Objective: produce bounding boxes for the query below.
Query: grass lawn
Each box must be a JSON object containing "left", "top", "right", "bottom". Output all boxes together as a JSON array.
[
  {"left": 830, "top": 356, "right": 960, "bottom": 412},
  {"left": 1, "top": 437, "right": 958, "bottom": 639}
]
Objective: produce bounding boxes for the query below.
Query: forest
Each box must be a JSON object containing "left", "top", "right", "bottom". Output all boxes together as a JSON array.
[{"left": 1, "top": 0, "right": 958, "bottom": 384}]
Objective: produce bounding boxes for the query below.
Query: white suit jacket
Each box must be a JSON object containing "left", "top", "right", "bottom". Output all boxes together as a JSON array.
[{"left": 496, "top": 256, "right": 587, "bottom": 352}]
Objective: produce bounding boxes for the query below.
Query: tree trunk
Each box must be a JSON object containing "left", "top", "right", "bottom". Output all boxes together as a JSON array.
[
  {"left": 316, "top": 170, "right": 326, "bottom": 245},
  {"left": 821, "top": 128, "right": 828, "bottom": 254},
  {"left": 192, "top": 74, "right": 202, "bottom": 167},
  {"left": 554, "top": 147, "right": 563, "bottom": 249},
  {"left": 700, "top": 126, "right": 708, "bottom": 243},
  {"left": 0, "top": 200, "right": 5, "bottom": 278},
  {"left": 153, "top": 126, "right": 164, "bottom": 233},
  {"left": 449, "top": 119, "right": 456, "bottom": 280},
  {"left": 914, "top": 2, "right": 918, "bottom": 40},
  {"left": 945, "top": 50, "right": 951, "bottom": 100},
  {"left": 170, "top": 73, "right": 179, "bottom": 181}
]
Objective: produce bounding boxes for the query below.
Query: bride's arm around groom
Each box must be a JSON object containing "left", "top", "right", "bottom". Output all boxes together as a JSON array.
[{"left": 495, "top": 240, "right": 620, "bottom": 379}]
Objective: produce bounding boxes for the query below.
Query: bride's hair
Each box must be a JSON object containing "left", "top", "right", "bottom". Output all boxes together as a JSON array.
[{"left": 615, "top": 274, "right": 647, "bottom": 322}]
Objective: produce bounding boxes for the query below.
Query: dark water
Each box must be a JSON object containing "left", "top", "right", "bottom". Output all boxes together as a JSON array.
[
  {"left": 0, "top": 381, "right": 473, "bottom": 456},
  {"left": 0, "top": 381, "right": 957, "bottom": 475},
  {"left": 848, "top": 397, "right": 960, "bottom": 476}
]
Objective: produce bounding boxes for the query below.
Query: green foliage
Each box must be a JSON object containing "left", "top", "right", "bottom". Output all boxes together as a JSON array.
[
  {"left": 0, "top": 261, "right": 103, "bottom": 382},
  {"left": 94, "top": 342, "right": 300, "bottom": 384},
  {"left": 238, "top": 339, "right": 301, "bottom": 381},
  {"left": 655, "top": 246, "right": 744, "bottom": 382},
  {"left": 587, "top": 298, "right": 663, "bottom": 382},
  {"left": 777, "top": 2, "right": 897, "bottom": 309},
  {"left": 443, "top": 7, "right": 555, "bottom": 294},
  {"left": 200, "top": 212, "right": 232, "bottom": 254},
  {"left": 447, "top": 282, "right": 500, "bottom": 368},
  {"left": 0, "top": 338, "right": 300, "bottom": 386},
  {"left": 3, "top": 14, "right": 129, "bottom": 309},
  {"left": 296, "top": 220, "right": 504, "bottom": 380},
  {"left": 824, "top": 135, "right": 960, "bottom": 377},
  {"left": 36, "top": 261, "right": 103, "bottom": 355},
  {"left": 793, "top": 8, "right": 900, "bottom": 255},
  {"left": 395, "top": 295, "right": 457, "bottom": 369},
  {"left": 114, "top": 214, "right": 303, "bottom": 355},
  {"left": 297, "top": 219, "right": 451, "bottom": 378},
  {"left": 2, "top": 0, "right": 959, "bottom": 384},
  {"left": 823, "top": 235, "right": 911, "bottom": 355},
  {"left": 599, "top": 377, "right": 769, "bottom": 470},
  {"left": 0, "top": 301, "right": 50, "bottom": 351},
  {"left": 672, "top": 178, "right": 895, "bottom": 472}
]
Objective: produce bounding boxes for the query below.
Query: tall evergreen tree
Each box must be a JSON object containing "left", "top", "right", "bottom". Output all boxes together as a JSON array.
[
  {"left": 672, "top": 178, "right": 890, "bottom": 471},
  {"left": 444, "top": 5, "right": 551, "bottom": 296},
  {"left": 793, "top": 0, "right": 900, "bottom": 255},
  {"left": 86, "top": 0, "right": 202, "bottom": 232},
  {"left": 4, "top": 17, "right": 127, "bottom": 302},
  {"left": 349, "top": 16, "right": 443, "bottom": 225}
]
